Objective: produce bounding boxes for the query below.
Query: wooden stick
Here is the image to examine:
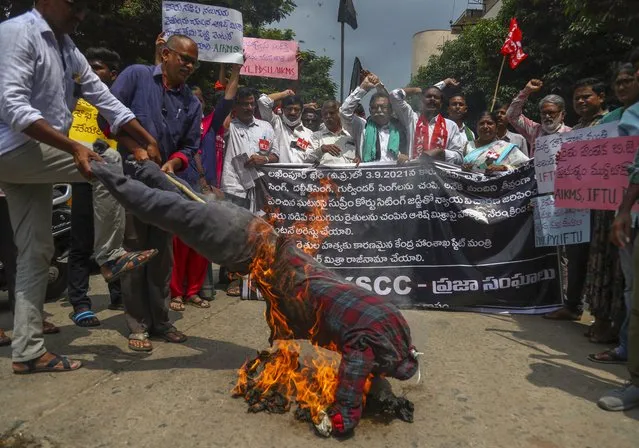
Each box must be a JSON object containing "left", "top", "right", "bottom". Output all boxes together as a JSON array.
[
  {"left": 490, "top": 56, "right": 507, "bottom": 112},
  {"left": 163, "top": 173, "right": 207, "bottom": 203}
]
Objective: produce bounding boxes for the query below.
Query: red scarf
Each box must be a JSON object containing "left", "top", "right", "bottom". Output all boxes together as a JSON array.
[{"left": 412, "top": 114, "right": 448, "bottom": 159}]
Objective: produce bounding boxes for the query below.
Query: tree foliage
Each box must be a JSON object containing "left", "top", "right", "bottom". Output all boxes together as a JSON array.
[
  {"left": 0, "top": 0, "right": 335, "bottom": 107},
  {"left": 411, "top": 0, "right": 638, "bottom": 126}
]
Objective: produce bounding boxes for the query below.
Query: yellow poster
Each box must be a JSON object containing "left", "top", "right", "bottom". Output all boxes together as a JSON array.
[{"left": 69, "top": 99, "right": 118, "bottom": 148}]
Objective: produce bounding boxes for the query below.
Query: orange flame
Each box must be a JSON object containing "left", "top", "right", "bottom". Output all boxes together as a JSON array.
[{"left": 234, "top": 177, "right": 351, "bottom": 422}]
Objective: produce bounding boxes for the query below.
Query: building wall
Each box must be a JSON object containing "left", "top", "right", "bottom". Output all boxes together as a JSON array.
[
  {"left": 483, "top": 0, "right": 503, "bottom": 19},
  {"left": 411, "top": 29, "right": 457, "bottom": 76}
]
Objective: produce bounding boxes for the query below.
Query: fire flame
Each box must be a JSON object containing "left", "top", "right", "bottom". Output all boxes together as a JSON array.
[{"left": 234, "top": 177, "right": 350, "bottom": 423}]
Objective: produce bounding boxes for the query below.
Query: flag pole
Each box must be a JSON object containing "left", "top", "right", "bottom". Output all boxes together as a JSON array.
[
  {"left": 490, "top": 56, "right": 506, "bottom": 112},
  {"left": 340, "top": 22, "right": 345, "bottom": 102}
]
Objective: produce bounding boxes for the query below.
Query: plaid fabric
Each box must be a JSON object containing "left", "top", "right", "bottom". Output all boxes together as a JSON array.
[{"left": 269, "top": 238, "right": 418, "bottom": 433}]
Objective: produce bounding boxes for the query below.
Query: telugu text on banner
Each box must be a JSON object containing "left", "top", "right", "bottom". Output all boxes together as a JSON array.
[
  {"left": 162, "top": 1, "right": 244, "bottom": 64},
  {"left": 252, "top": 161, "right": 561, "bottom": 314}
]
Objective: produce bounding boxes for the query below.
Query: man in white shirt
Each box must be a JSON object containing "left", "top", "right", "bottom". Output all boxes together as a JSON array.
[
  {"left": 340, "top": 73, "right": 409, "bottom": 163},
  {"left": 428, "top": 78, "right": 475, "bottom": 146},
  {"left": 306, "top": 101, "right": 356, "bottom": 165},
  {"left": 221, "top": 87, "right": 277, "bottom": 205},
  {"left": 0, "top": 1, "right": 158, "bottom": 374},
  {"left": 390, "top": 84, "right": 464, "bottom": 164},
  {"left": 258, "top": 90, "right": 313, "bottom": 164}
]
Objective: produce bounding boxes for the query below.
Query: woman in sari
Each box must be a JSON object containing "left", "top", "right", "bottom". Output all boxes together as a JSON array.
[{"left": 462, "top": 111, "right": 529, "bottom": 173}]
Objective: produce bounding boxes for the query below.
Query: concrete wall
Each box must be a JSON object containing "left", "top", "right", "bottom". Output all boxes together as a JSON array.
[
  {"left": 411, "top": 29, "right": 457, "bottom": 76},
  {"left": 483, "top": 0, "right": 503, "bottom": 19}
]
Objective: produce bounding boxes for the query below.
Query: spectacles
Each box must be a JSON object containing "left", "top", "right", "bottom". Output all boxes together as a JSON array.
[
  {"left": 540, "top": 110, "right": 561, "bottom": 118},
  {"left": 166, "top": 46, "right": 200, "bottom": 69},
  {"left": 64, "top": 0, "right": 89, "bottom": 13}
]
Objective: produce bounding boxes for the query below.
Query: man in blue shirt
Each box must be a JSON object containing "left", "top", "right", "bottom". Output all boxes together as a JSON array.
[
  {"left": 106, "top": 34, "right": 202, "bottom": 352},
  {"left": 0, "top": 0, "right": 160, "bottom": 374}
]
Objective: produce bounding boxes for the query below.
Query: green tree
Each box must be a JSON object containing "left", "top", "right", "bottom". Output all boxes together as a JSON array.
[
  {"left": 0, "top": 1, "right": 336, "bottom": 106},
  {"left": 411, "top": 0, "right": 637, "bottom": 126}
]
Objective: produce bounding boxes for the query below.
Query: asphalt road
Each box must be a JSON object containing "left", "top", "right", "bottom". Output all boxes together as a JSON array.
[{"left": 0, "top": 276, "right": 638, "bottom": 448}]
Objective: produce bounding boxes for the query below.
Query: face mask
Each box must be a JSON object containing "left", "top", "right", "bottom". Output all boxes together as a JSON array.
[
  {"left": 282, "top": 114, "right": 302, "bottom": 128},
  {"left": 541, "top": 116, "right": 563, "bottom": 134}
]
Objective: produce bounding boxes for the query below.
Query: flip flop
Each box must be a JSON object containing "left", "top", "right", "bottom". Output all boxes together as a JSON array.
[
  {"left": 170, "top": 297, "right": 186, "bottom": 312},
  {"left": 13, "top": 354, "right": 82, "bottom": 375},
  {"left": 185, "top": 295, "right": 210, "bottom": 309},
  {"left": 226, "top": 279, "right": 241, "bottom": 297},
  {"left": 128, "top": 332, "right": 153, "bottom": 352},
  {"left": 151, "top": 328, "right": 187, "bottom": 344},
  {"left": 69, "top": 310, "right": 101, "bottom": 327},
  {"left": 588, "top": 349, "right": 627, "bottom": 364},
  {"left": 101, "top": 249, "right": 158, "bottom": 283}
]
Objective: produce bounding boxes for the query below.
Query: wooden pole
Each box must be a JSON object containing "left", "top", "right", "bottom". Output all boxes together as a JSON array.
[
  {"left": 490, "top": 56, "right": 507, "bottom": 112},
  {"left": 340, "top": 22, "right": 345, "bottom": 102}
]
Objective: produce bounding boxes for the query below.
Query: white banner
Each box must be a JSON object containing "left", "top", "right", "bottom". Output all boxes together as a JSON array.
[
  {"left": 162, "top": 1, "right": 244, "bottom": 64},
  {"left": 532, "top": 195, "right": 590, "bottom": 247}
]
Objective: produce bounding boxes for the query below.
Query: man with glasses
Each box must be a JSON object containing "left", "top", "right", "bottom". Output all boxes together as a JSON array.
[
  {"left": 506, "top": 79, "right": 571, "bottom": 156},
  {"left": 340, "top": 73, "right": 409, "bottom": 164},
  {"left": 258, "top": 89, "right": 313, "bottom": 164},
  {"left": 0, "top": 0, "right": 160, "bottom": 373},
  {"left": 103, "top": 33, "right": 202, "bottom": 352}
]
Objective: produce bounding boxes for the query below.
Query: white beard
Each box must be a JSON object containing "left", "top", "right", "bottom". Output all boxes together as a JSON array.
[
  {"left": 282, "top": 115, "right": 302, "bottom": 128},
  {"left": 542, "top": 118, "right": 563, "bottom": 134}
]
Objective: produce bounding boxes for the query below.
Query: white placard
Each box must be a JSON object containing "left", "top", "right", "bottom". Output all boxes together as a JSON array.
[
  {"left": 532, "top": 195, "right": 591, "bottom": 247},
  {"left": 162, "top": 1, "right": 244, "bottom": 64}
]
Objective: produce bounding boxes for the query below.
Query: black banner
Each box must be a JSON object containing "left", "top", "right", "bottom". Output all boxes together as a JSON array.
[{"left": 254, "top": 161, "right": 561, "bottom": 313}]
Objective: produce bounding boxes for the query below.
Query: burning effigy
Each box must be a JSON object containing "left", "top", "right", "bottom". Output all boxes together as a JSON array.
[{"left": 91, "top": 157, "right": 420, "bottom": 437}]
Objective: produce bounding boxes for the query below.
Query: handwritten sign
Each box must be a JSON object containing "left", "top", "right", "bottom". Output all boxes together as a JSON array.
[
  {"left": 241, "top": 38, "right": 299, "bottom": 80},
  {"left": 554, "top": 136, "right": 639, "bottom": 210},
  {"left": 533, "top": 195, "right": 590, "bottom": 247},
  {"left": 69, "top": 99, "right": 117, "bottom": 149},
  {"left": 534, "top": 122, "right": 619, "bottom": 194},
  {"left": 162, "top": 1, "right": 243, "bottom": 64}
]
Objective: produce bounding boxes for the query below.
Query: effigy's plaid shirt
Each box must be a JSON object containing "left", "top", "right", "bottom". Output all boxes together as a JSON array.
[{"left": 268, "top": 238, "right": 418, "bottom": 433}]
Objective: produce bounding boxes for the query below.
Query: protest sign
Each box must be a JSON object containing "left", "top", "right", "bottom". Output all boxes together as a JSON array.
[
  {"left": 162, "top": 1, "right": 243, "bottom": 64},
  {"left": 534, "top": 122, "right": 619, "bottom": 194},
  {"left": 241, "top": 38, "right": 299, "bottom": 80},
  {"left": 532, "top": 195, "right": 590, "bottom": 247},
  {"left": 69, "top": 99, "right": 118, "bottom": 149},
  {"left": 251, "top": 161, "right": 561, "bottom": 314},
  {"left": 554, "top": 136, "right": 639, "bottom": 210}
]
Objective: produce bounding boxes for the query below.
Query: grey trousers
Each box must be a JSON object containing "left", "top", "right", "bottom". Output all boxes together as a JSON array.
[
  {"left": 121, "top": 212, "right": 173, "bottom": 334},
  {"left": 0, "top": 140, "right": 126, "bottom": 362}
]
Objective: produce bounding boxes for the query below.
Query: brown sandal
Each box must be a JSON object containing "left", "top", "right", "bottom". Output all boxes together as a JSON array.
[
  {"left": 101, "top": 249, "right": 158, "bottom": 283},
  {"left": 185, "top": 295, "right": 210, "bottom": 309},
  {"left": 42, "top": 320, "right": 61, "bottom": 334},
  {"left": 128, "top": 332, "right": 153, "bottom": 352},
  {"left": 13, "top": 352, "right": 82, "bottom": 374},
  {"left": 152, "top": 328, "right": 187, "bottom": 344},
  {"left": 226, "top": 279, "right": 241, "bottom": 297},
  {"left": 170, "top": 296, "right": 186, "bottom": 312}
]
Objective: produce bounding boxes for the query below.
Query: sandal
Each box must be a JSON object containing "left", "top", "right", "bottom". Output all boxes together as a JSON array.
[
  {"left": 185, "top": 295, "right": 210, "bottom": 309},
  {"left": 42, "top": 320, "right": 61, "bottom": 334},
  {"left": 151, "top": 328, "right": 187, "bottom": 344},
  {"left": 0, "top": 329, "right": 10, "bottom": 347},
  {"left": 101, "top": 249, "right": 158, "bottom": 283},
  {"left": 108, "top": 302, "right": 125, "bottom": 311},
  {"left": 170, "top": 297, "right": 186, "bottom": 312},
  {"left": 69, "top": 309, "right": 101, "bottom": 327},
  {"left": 226, "top": 279, "right": 241, "bottom": 297},
  {"left": 588, "top": 349, "right": 627, "bottom": 364},
  {"left": 128, "top": 332, "right": 153, "bottom": 352},
  {"left": 13, "top": 353, "right": 82, "bottom": 374}
]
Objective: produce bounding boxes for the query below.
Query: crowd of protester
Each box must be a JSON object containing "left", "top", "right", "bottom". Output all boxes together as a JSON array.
[{"left": 0, "top": 0, "right": 638, "bottom": 413}]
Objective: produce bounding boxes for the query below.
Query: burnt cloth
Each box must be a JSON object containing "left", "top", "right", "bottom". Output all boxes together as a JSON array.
[{"left": 91, "top": 160, "right": 419, "bottom": 434}]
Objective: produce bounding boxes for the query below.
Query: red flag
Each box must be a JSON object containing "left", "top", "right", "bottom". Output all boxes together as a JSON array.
[{"left": 500, "top": 18, "right": 528, "bottom": 69}]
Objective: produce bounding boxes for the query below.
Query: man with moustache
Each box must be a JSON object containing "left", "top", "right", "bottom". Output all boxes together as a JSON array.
[
  {"left": 305, "top": 101, "right": 355, "bottom": 165},
  {"left": 494, "top": 104, "right": 529, "bottom": 156},
  {"left": 104, "top": 34, "right": 203, "bottom": 352},
  {"left": 390, "top": 83, "right": 464, "bottom": 164},
  {"left": 340, "top": 73, "right": 409, "bottom": 164},
  {"left": 506, "top": 79, "right": 571, "bottom": 156}
]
